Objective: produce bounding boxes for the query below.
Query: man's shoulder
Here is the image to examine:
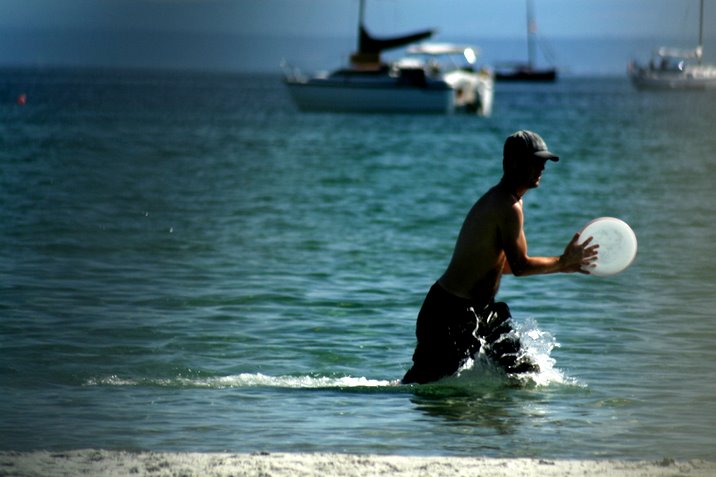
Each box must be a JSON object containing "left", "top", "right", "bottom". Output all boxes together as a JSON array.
[
  {"left": 481, "top": 185, "right": 521, "bottom": 213},
  {"left": 466, "top": 190, "right": 519, "bottom": 232}
]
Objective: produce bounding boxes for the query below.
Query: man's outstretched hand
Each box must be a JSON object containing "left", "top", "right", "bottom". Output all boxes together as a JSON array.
[{"left": 560, "top": 233, "right": 599, "bottom": 274}]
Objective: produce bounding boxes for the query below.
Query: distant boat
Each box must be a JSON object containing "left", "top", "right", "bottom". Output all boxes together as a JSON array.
[
  {"left": 282, "top": 0, "right": 494, "bottom": 115},
  {"left": 401, "top": 42, "right": 494, "bottom": 115},
  {"left": 628, "top": 0, "right": 716, "bottom": 90},
  {"left": 495, "top": 0, "right": 557, "bottom": 82}
]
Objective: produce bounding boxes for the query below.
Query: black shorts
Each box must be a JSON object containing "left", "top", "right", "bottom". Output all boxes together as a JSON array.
[{"left": 402, "top": 282, "right": 537, "bottom": 384}]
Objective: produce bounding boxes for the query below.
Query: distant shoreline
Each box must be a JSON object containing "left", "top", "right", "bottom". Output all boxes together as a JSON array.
[
  {"left": 2, "top": 450, "right": 716, "bottom": 477},
  {"left": 0, "top": 64, "right": 633, "bottom": 79},
  {"left": 1, "top": 28, "right": 713, "bottom": 76}
]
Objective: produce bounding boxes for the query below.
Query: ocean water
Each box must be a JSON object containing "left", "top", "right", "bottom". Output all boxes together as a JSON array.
[{"left": 2, "top": 68, "right": 716, "bottom": 460}]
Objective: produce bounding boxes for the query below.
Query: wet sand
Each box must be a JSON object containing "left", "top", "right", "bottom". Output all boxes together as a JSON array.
[{"left": 1, "top": 450, "right": 715, "bottom": 477}]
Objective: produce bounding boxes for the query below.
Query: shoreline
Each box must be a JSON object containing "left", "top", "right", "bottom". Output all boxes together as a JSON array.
[{"left": 2, "top": 450, "right": 715, "bottom": 477}]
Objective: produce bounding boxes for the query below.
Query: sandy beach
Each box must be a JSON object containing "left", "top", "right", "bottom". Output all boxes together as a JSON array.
[{"left": 1, "top": 450, "right": 715, "bottom": 477}]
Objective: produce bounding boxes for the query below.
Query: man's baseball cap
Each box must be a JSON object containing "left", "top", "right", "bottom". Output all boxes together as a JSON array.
[{"left": 503, "top": 130, "right": 559, "bottom": 162}]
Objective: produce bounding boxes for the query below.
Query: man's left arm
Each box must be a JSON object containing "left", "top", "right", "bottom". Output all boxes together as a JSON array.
[{"left": 501, "top": 203, "right": 596, "bottom": 276}]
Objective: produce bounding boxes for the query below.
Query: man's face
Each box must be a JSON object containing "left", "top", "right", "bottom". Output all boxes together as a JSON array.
[{"left": 517, "top": 157, "right": 548, "bottom": 189}]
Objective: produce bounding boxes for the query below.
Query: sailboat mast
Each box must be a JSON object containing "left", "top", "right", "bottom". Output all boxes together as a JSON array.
[
  {"left": 698, "top": 0, "right": 704, "bottom": 65},
  {"left": 526, "top": 0, "right": 536, "bottom": 68},
  {"left": 358, "top": 0, "right": 366, "bottom": 51}
]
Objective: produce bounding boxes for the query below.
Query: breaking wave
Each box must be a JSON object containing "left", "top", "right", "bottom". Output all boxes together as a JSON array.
[
  {"left": 85, "top": 373, "right": 400, "bottom": 389},
  {"left": 85, "top": 318, "right": 579, "bottom": 391}
]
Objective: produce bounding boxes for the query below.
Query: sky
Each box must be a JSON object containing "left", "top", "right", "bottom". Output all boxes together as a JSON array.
[{"left": 0, "top": 0, "right": 713, "bottom": 73}]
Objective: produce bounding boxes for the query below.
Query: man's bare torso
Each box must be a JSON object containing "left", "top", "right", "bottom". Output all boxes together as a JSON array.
[{"left": 438, "top": 183, "right": 519, "bottom": 304}]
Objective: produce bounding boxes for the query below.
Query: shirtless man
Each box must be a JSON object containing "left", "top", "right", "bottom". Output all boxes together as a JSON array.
[{"left": 402, "top": 130, "right": 598, "bottom": 384}]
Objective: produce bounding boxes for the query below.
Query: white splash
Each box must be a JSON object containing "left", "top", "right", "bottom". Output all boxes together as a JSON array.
[
  {"left": 511, "top": 317, "right": 581, "bottom": 387},
  {"left": 85, "top": 373, "right": 399, "bottom": 389},
  {"left": 450, "top": 317, "right": 582, "bottom": 388},
  {"left": 209, "top": 373, "right": 397, "bottom": 389}
]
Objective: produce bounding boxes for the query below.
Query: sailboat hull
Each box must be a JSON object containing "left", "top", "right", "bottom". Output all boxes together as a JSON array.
[
  {"left": 285, "top": 77, "right": 455, "bottom": 113},
  {"left": 628, "top": 61, "right": 716, "bottom": 90},
  {"left": 495, "top": 67, "right": 557, "bottom": 82}
]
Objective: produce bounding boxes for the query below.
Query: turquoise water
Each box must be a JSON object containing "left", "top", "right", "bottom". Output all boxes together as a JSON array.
[{"left": 2, "top": 69, "right": 716, "bottom": 459}]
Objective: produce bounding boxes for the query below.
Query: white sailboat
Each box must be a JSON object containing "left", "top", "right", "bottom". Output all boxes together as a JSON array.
[
  {"left": 283, "top": 0, "right": 494, "bottom": 115},
  {"left": 628, "top": 0, "right": 716, "bottom": 90}
]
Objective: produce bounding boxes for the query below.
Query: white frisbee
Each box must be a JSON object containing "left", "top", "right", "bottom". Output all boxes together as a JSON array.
[{"left": 577, "top": 217, "right": 637, "bottom": 276}]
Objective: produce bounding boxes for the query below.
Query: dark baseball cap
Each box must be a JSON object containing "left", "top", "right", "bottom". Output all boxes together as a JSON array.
[{"left": 504, "top": 130, "right": 559, "bottom": 162}]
